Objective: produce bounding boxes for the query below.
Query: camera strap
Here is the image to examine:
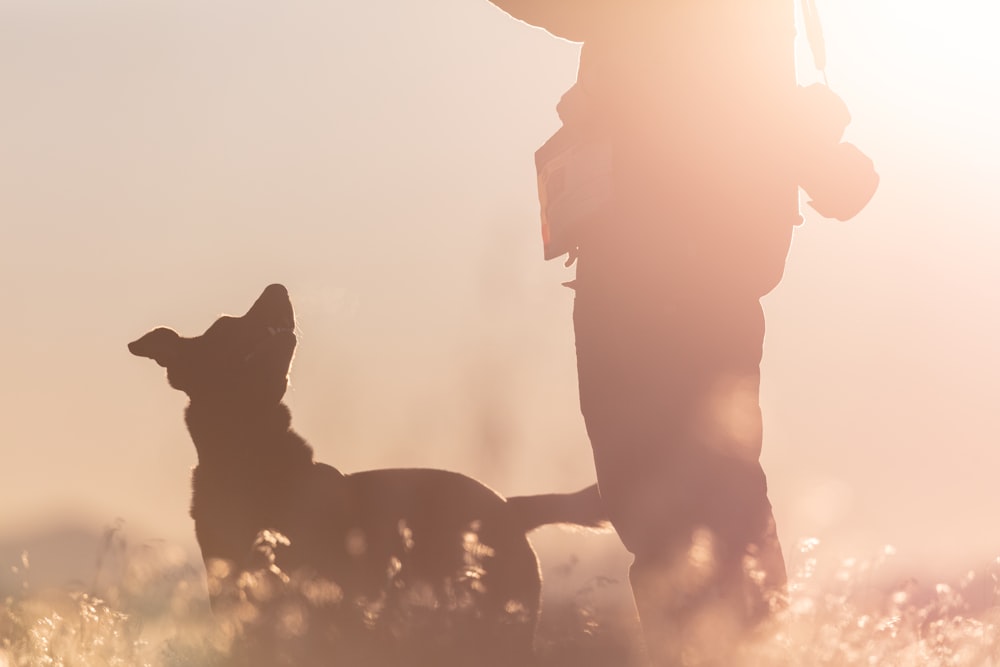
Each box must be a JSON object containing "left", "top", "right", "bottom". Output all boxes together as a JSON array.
[{"left": 801, "top": 0, "right": 828, "bottom": 84}]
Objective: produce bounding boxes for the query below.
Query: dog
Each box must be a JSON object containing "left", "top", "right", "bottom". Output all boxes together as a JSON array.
[{"left": 129, "top": 284, "right": 605, "bottom": 666}]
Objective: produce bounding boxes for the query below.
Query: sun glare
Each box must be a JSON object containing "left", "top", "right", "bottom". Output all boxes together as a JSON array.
[{"left": 831, "top": 2, "right": 999, "bottom": 112}]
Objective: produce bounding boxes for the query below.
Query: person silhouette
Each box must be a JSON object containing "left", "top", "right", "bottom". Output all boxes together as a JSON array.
[{"left": 487, "top": 1, "right": 877, "bottom": 664}]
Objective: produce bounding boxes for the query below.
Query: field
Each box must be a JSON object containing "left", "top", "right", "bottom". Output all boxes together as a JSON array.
[{"left": 2, "top": 525, "right": 998, "bottom": 666}]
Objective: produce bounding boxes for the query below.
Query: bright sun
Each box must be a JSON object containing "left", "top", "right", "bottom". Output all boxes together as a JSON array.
[
  {"left": 798, "top": 0, "right": 999, "bottom": 149},
  {"left": 823, "top": 1, "right": 998, "bottom": 93}
]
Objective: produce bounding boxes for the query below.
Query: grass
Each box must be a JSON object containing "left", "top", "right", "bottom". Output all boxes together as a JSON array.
[{"left": 1, "top": 527, "right": 998, "bottom": 667}]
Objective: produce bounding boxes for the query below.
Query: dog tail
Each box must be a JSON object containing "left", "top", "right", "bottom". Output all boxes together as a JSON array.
[{"left": 505, "top": 484, "right": 609, "bottom": 533}]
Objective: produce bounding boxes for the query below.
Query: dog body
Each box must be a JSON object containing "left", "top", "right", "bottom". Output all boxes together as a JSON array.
[{"left": 130, "top": 284, "right": 604, "bottom": 666}]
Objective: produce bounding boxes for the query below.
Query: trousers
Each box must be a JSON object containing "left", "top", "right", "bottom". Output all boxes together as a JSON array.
[{"left": 572, "top": 210, "right": 789, "bottom": 665}]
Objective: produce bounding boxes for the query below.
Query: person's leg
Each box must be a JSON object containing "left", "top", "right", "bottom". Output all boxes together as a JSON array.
[
  {"left": 573, "top": 269, "right": 785, "bottom": 664},
  {"left": 627, "top": 505, "right": 784, "bottom": 666}
]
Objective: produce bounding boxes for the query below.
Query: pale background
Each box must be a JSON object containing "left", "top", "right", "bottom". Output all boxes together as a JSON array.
[{"left": 1, "top": 0, "right": 997, "bottom": 589}]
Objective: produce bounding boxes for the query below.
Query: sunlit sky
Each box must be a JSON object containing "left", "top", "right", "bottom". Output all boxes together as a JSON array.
[{"left": 2, "top": 0, "right": 998, "bottom": 580}]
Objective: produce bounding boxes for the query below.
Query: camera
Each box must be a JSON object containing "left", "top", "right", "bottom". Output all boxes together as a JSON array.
[{"left": 794, "top": 84, "right": 879, "bottom": 221}]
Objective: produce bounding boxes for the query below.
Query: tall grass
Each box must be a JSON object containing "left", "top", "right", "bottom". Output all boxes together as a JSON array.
[
  {"left": 2, "top": 528, "right": 997, "bottom": 666},
  {"left": 744, "top": 539, "right": 1000, "bottom": 667}
]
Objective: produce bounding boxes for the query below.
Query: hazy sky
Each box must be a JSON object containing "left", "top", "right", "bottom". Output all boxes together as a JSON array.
[{"left": 2, "top": 0, "right": 998, "bottom": 578}]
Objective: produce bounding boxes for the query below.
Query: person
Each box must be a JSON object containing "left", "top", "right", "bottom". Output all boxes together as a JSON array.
[{"left": 487, "top": 1, "right": 877, "bottom": 665}]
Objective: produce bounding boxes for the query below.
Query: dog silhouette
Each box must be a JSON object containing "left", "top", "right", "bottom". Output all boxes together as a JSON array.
[{"left": 129, "top": 284, "right": 605, "bottom": 666}]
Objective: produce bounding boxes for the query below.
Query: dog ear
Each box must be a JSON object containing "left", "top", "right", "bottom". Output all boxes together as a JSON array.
[{"left": 128, "top": 327, "right": 182, "bottom": 368}]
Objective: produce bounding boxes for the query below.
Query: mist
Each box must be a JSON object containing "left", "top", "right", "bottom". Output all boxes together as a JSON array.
[{"left": 2, "top": 0, "right": 998, "bottom": 598}]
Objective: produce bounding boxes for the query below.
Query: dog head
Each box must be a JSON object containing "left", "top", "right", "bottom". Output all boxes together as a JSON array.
[{"left": 129, "top": 284, "right": 297, "bottom": 408}]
